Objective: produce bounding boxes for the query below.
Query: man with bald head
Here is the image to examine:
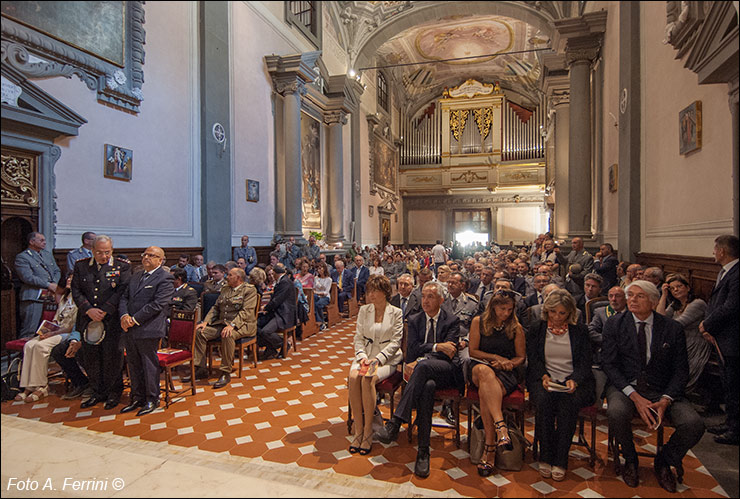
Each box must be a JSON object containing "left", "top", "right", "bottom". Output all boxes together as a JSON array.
[
  {"left": 602, "top": 280, "right": 703, "bottom": 492},
  {"left": 566, "top": 237, "right": 594, "bottom": 280},
  {"left": 72, "top": 235, "right": 131, "bottom": 410},
  {"left": 120, "top": 246, "right": 174, "bottom": 415}
]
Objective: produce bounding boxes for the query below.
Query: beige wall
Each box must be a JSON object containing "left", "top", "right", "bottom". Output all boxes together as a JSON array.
[
  {"left": 639, "top": 1, "right": 734, "bottom": 257},
  {"left": 408, "top": 210, "right": 445, "bottom": 244},
  {"left": 600, "top": 1, "right": 620, "bottom": 246},
  {"left": 497, "top": 206, "right": 545, "bottom": 244}
]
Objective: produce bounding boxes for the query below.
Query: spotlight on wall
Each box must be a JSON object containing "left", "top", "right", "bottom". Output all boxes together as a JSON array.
[{"left": 348, "top": 69, "right": 356, "bottom": 78}]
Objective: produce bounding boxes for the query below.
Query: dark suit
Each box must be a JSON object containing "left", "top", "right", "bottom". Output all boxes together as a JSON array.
[
  {"left": 527, "top": 320, "right": 595, "bottom": 469},
  {"left": 704, "top": 262, "right": 739, "bottom": 432},
  {"left": 119, "top": 267, "right": 174, "bottom": 404},
  {"left": 523, "top": 291, "right": 542, "bottom": 309},
  {"left": 404, "top": 287, "right": 423, "bottom": 318},
  {"left": 390, "top": 293, "right": 414, "bottom": 320},
  {"left": 353, "top": 265, "right": 370, "bottom": 301},
  {"left": 258, "top": 274, "right": 296, "bottom": 352},
  {"left": 394, "top": 308, "right": 463, "bottom": 450},
  {"left": 72, "top": 257, "right": 131, "bottom": 403},
  {"left": 466, "top": 277, "right": 481, "bottom": 295},
  {"left": 602, "top": 311, "right": 704, "bottom": 467},
  {"left": 171, "top": 284, "right": 198, "bottom": 312},
  {"left": 593, "top": 255, "right": 618, "bottom": 291},
  {"left": 335, "top": 268, "right": 355, "bottom": 314}
]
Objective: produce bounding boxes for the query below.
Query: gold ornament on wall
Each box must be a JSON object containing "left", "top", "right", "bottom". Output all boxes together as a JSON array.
[
  {"left": 1, "top": 153, "right": 38, "bottom": 207},
  {"left": 450, "top": 109, "right": 469, "bottom": 141},
  {"left": 473, "top": 107, "right": 493, "bottom": 140}
]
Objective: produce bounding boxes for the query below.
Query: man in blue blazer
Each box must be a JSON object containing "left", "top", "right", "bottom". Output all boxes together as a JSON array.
[
  {"left": 602, "top": 280, "right": 704, "bottom": 492},
  {"left": 257, "top": 264, "right": 296, "bottom": 359},
  {"left": 120, "top": 246, "right": 174, "bottom": 416},
  {"left": 375, "top": 281, "right": 463, "bottom": 478},
  {"left": 352, "top": 255, "right": 370, "bottom": 302},
  {"left": 332, "top": 259, "right": 355, "bottom": 315},
  {"left": 700, "top": 235, "right": 739, "bottom": 445},
  {"left": 14, "top": 232, "right": 61, "bottom": 338}
]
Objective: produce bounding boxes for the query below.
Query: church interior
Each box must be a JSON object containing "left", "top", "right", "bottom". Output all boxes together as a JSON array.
[{"left": 1, "top": 1, "right": 738, "bottom": 497}]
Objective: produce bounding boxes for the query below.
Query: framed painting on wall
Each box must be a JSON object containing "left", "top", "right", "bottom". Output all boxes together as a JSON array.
[
  {"left": 678, "top": 101, "right": 702, "bottom": 155},
  {"left": 301, "top": 112, "right": 321, "bottom": 229},
  {"left": 104, "top": 144, "right": 132, "bottom": 181},
  {"left": 608, "top": 164, "right": 618, "bottom": 193},
  {"left": 246, "top": 179, "right": 259, "bottom": 202}
]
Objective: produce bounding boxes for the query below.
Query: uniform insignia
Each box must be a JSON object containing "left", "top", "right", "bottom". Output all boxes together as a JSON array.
[{"left": 111, "top": 282, "right": 117, "bottom": 288}]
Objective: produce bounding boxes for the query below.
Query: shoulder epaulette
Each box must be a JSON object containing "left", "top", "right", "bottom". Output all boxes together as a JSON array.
[{"left": 465, "top": 293, "right": 479, "bottom": 302}]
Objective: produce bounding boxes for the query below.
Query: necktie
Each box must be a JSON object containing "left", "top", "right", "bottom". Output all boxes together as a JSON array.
[
  {"left": 426, "top": 319, "right": 435, "bottom": 344},
  {"left": 637, "top": 322, "right": 647, "bottom": 369},
  {"left": 452, "top": 298, "right": 459, "bottom": 312},
  {"left": 538, "top": 293, "right": 543, "bottom": 305},
  {"left": 338, "top": 273, "right": 343, "bottom": 288},
  {"left": 715, "top": 268, "right": 726, "bottom": 287},
  {"left": 401, "top": 297, "right": 407, "bottom": 316}
]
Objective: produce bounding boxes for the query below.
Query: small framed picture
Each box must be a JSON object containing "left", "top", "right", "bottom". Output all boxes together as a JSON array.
[
  {"left": 608, "top": 164, "right": 618, "bottom": 193},
  {"left": 368, "top": 205, "right": 374, "bottom": 217},
  {"left": 246, "top": 179, "right": 259, "bottom": 202},
  {"left": 104, "top": 144, "right": 132, "bottom": 181},
  {"left": 679, "top": 101, "right": 702, "bottom": 155}
]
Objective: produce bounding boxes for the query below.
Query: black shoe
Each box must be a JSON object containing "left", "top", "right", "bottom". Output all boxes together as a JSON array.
[
  {"left": 136, "top": 401, "right": 159, "bottom": 416},
  {"left": 375, "top": 418, "right": 401, "bottom": 444},
  {"left": 259, "top": 348, "right": 278, "bottom": 361},
  {"left": 80, "top": 396, "right": 104, "bottom": 409},
  {"left": 654, "top": 453, "right": 677, "bottom": 493},
  {"left": 622, "top": 460, "right": 639, "bottom": 488},
  {"left": 104, "top": 397, "right": 120, "bottom": 410},
  {"left": 414, "top": 447, "right": 431, "bottom": 478},
  {"left": 61, "top": 384, "right": 88, "bottom": 400},
  {"left": 714, "top": 429, "right": 740, "bottom": 445},
  {"left": 707, "top": 423, "right": 730, "bottom": 435},
  {"left": 440, "top": 402, "right": 457, "bottom": 426},
  {"left": 120, "top": 400, "right": 145, "bottom": 414},
  {"left": 213, "top": 373, "right": 230, "bottom": 389},
  {"left": 183, "top": 367, "right": 209, "bottom": 383}
]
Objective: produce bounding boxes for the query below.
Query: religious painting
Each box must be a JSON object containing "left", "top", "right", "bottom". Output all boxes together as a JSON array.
[
  {"left": 104, "top": 144, "right": 132, "bottom": 181},
  {"left": 608, "top": 164, "right": 618, "bottom": 193},
  {"left": 372, "top": 137, "right": 397, "bottom": 193},
  {"left": 246, "top": 179, "right": 259, "bottom": 203},
  {"left": 301, "top": 113, "right": 321, "bottom": 229},
  {"left": 679, "top": 101, "right": 702, "bottom": 155}
]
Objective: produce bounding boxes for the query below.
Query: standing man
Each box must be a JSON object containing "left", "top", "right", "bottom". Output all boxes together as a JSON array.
[
  {"left": 593, "top": 243, "right": 619, "bottom": 291},
  {"left": 72, "top": 235, "right": 131, "bottom": 410},
  {"left": 187, "top": 254, "right": 208, "bottom": 282},
  {"left": 233, "top": 235, "right": 257, "bottom": 274},
  {"left": 375, "top": 281, "right": 463, "bottom": 478},
  {"left": 66, "top": 231, "right": 96, "bottom": 277},
  {"left": 431, "top": 240, "right": 447, "bottom": 276},
  {"left": 15, "top": 232, "right": 61, "bottom": 338},
  {"left": 700, "top": 235, "right": 739, "bottom": 445},
  {"left": 566, "top": 237, "right": 593, "bottom": 281},
  {"left": 119, "top": 246, "right": 174, "bottom": 415},
  {"left": 189, "top": 267, "right": 258, "bottom": 388},
  {"left": 257, "top": 264, "right": 295, "bottom": 360},
  {"left": 302, "top": 235, "right": 321, "bottom": 263}
]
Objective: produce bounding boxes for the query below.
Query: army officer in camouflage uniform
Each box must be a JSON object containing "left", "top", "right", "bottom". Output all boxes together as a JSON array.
[{"left": 188, "top": 267, "right": 258, "bottom": 389}]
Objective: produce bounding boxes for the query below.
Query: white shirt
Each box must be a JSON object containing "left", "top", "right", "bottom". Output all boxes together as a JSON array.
[
  {"left": 718, "top": 259, "right": 738, "bottom": 283},
  {"left": 622, "top": 312, "right": 655, "bottom": 398},
  {"left": 314, "top": 276, "right": 332, "bottom": 297},
  {"left": 432, "top": 244, "right": 446, "bottom": 263},
  {"left": 424, "top": 309, "right": 442, "bottom": 352}
]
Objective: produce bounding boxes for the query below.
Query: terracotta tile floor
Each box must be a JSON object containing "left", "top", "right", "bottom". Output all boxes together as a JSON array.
[{"left": 2, "top": 319, "right": 730, "bottom": 498}]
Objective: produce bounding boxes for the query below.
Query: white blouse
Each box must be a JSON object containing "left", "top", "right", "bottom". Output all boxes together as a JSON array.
[{"left": 313, "top": 276, "right": 332, "bottom": 297}]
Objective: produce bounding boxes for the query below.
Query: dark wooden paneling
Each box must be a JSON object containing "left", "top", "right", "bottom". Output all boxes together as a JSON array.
[
  {"left": 53, "top": 246, "right": 204, "bottom": 273},
  {"left": 635, "top": 252, "right": 720, "bottom": 302}
]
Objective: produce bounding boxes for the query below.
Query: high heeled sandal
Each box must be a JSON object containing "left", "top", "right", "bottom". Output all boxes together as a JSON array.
[
  {"left": 358, "top": 434, "right": 373, "bottom": 455},
  {"left": 494, "top": 420, "right": 513, "bottom": 451},
  {"left": 14, "top": 391, "right": 29, "bottom": 402},
  {"left": 477, "top": 444, "right": 497, "bottom": 477},
  {"left": 349, "top": 433, "right": 363, "bottom": 454}
]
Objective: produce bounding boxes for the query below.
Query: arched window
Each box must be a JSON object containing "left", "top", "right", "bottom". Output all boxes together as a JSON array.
[{"left": 377, "top": 71, "right": 389, "bottom": 112}]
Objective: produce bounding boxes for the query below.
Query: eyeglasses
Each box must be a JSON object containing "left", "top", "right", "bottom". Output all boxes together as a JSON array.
[
  {"left": 495, "top": 290, "right": 517, "bottom": 299},
  {"left": 141, "top": 252, "right": 162, "bottom": 259}
]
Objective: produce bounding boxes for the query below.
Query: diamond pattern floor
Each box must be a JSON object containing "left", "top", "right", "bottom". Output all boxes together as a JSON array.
[{"left": 2, "top": 319, "right": 729, "bottom": 498}]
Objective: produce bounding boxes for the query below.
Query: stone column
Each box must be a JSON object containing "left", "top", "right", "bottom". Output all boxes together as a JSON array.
[
  {"left": 553, "top": 91, "right": 570, "bottom": 240},
  {"left": 490, "top": 206, "right": 498, "bottom": 243},
  {"left": 325, "top": 111, "right": 347, "bottom": 244},
  {"left": 281, "top": 82, "right": 306, "bottom": 242},
  {"left": 730, "top": 81, "right": 739, "bottom": 236}
]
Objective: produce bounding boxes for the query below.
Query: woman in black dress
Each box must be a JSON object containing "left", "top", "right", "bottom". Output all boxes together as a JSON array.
[{"left": 468, "top": 290, "right": 526, "bottom": 476}]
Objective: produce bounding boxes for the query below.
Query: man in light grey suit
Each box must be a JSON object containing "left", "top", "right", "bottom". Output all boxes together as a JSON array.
[
  {"left": 14, "top": 232, "right": 61, "bottom": 337},
  {"left": 66, "top": 231, "right": 96, "bottom": 277}
]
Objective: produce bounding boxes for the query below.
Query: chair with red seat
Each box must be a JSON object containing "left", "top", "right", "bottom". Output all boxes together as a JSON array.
[
  {"left": 3, "top": 301, "right": 58, "bottom": 362},
  {"left": 465, "top": 384, "right": 527, "bottom": 452},
  {"left": 159, "top": 309, "right": 197, "bottom": 407}
]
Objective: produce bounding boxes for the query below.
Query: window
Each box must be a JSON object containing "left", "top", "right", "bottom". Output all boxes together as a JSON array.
[
  {"left": 286, "top": 1, "right": 321, "bottom": 48},
  {"left": 377, "top": 71, "right": 389, "bottom": 112},
  {"left": 454, "top": 210, "right": 490, "bottom": 246}
]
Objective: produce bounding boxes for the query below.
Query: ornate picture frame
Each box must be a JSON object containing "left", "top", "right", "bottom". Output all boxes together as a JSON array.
[
  {"left": 246, "top": 179, "right": 259, "bottom": 203},
  {"left": 678, "top": 101, "right": 702, "bottom": 155},
  {"left": 104, "top": 144, "right": 132, "bottom": 182}
]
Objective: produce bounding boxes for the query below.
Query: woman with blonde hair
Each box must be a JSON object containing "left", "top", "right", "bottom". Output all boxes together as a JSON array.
[
  {"left": 527, "top": 289, "right": 595, "bottom": 481},
  {"left": 468, "top": 289, "right": 526, "bottom": 476},
  {"left": 348, "top": 274, "right": 403, "bottom": 455}
]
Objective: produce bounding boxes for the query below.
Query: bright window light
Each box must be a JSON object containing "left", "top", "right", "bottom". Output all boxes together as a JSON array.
[{"left": 455, "top": 231, "right": 488, "bottom": 246}]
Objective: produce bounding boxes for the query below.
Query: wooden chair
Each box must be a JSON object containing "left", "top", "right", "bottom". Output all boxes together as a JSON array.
[
  {"left": 607, "top": 416, "right": 680, "bottom": 482},
  {"left": 206, "top": 292, "right": 260, "bottom": 376},
  {"left": 585, "top": 296, "right": 609, "bottom": 323},
  {"left": 348, "top": 282, "right": 360, "bottom": 318},
  {"left": 158, "top": 309, "right": 197, "bottom": 407},
  {"left": 274, "top": 292, "right": 299, "bottom": 359},
  {"left": 302, "top": 288, "right": 319, "bottom": 339},
  {"left": 3, "top": 300, "right": 58, "bottom": 363},
  {"left": 326, "top": 282, "right": 340, "bottom": 326}
]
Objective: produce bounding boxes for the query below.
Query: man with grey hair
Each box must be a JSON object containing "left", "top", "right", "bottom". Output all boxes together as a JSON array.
[
  {"left": 15, "top": 232, "right": 61, "bottom": 337},
  {"left": 602, "top": 280, "right": 703, "bottom": 492},
  {"left": 375, "top": 280, "right": 463, "bottom": 478},
  {"left": 643, "top": 267, "right": 665, "bottom": 295}
]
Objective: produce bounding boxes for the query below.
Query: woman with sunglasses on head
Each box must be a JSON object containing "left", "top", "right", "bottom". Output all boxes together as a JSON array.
[
  {"left": 527, "top": 289, "right": 595, "bottom": 481},
  {"left": 468, "top": 289, "right": 526, "bottom": 476},
  {"left": 656, "top": 273, "right": 709, "bottom": 390}
]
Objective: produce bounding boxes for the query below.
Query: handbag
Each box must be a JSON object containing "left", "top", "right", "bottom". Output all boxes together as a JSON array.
[
  {"left": 468, "top": 414, "right": 485, "bottom": 465},
  {"left": 1, "top": 358, "right": 22, "bottom": 402},
  {"left": 495, "top": 423, "right": 527, "bottom": 471}
]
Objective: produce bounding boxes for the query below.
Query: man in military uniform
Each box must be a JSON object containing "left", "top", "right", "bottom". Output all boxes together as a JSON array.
[
  {"left": 171, "top": 268, "right": 198, "bottom": 311},
  {"left": 203, "top": 264, "right": 227, "bottom": 294},
  {"left": 188, "top": 267, "right": 258, "bottom": 389},
  {"left": 66, "top": 231, "right": 96, "bottom": 277},
  {"left": 72, "top": 235, "right": 131, "bottom": 409},
  {"left": 15, "top": 232, "right": 61, "bottom": 338},
  {"left": 233, "top": 235, "right": 258, "bottom": 274}
]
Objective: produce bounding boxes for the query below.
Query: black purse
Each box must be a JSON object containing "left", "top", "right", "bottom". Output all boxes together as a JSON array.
[{"left": 1, "top": 358, "right": 22, "bottom": 402}]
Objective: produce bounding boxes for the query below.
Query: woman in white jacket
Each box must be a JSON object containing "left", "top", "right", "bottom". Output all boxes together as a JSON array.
[{"left": 348, "top": 274, "right": 403, "bottom": 455}]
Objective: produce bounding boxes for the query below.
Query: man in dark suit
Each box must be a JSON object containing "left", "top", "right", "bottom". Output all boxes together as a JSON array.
[
  {"left": 14, "top": 232, "right": 61, "bottom": 338},
  {"left": 389, "top": 273, "right": 414, "bottom": 319},
  {"left": 119, "top": 246, "right": 174, "bottom": 415},
  {"left": 170, "top": 268, "right": 198, "bottom": 312},
  {"left": 404, "top": 267, "right": 434, "bottom": 318},
  {"left": 352, "top": 255, "right": 370, "bottom": 302},
  {"left": 593, "top": 242, "right": 619, "bottom": 291},
  {"left": 602, "top": 280, "right": 704, "bottom": 492},
  {"left": 333, "top": 259, "right": 354, "bottom": 315},
  {"left": 72, "top": 235, "right": 131, "bottom": 410},
  {"left": 523, "top": 273, "right": 551, "bottom": 309},
  {"left": 257, "top": 264, "right": 296, "bottom": 360},
  {"left": 700, "top": 235, "right": 739, "bottom": 445},
  {"left": 375, "top": 281, "right": 463, "bottom": 478}
]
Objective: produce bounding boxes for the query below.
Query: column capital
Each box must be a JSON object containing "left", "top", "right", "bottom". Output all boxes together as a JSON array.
[
  {"left": 265, "top": 51, "right": 320, "bottom": 96},
  {"left": 324, "top": 110, "right": 348, "bottom": 126},
  {"left": 565, "top": 40, "right": 601, "bottom": 67},
  {"left": 275, "top": 79, "right": 307, "bottom": 96}
]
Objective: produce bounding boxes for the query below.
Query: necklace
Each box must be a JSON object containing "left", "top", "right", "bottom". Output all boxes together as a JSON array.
[
  {"left": 547, "top": 322, "right": 568, "bottom": 336},
  {"left": 492, "top": 323, "right": 505, "bottom": 332}
]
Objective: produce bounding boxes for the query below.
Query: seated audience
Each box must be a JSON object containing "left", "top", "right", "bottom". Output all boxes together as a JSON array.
[
  {"left": 312, "top": 263, "right": 332, "bottom": 329},
  {"left": 334, "top": 259, "right": 354, "bottom": 315},
  {"left": 576, "top": 273, "right": 604, "bottom": 318},
  {"left": 406, "top": 268, "right": 434, "bottom": 318},
  {"left": 353, "top": 255, "right": 370, "bottom": 302},
  {"left": 527, "top": 289, "right": 595, "bottom": 481},
  {"left": 348, "top": 275, "right": 403, "bottom": 455},
  {"left": 171, "top": 268, "right": 198, "bottom": 312},
  {"left": 170, "top": 253, "right": 189, "bottom": 272},
  {"left": 602, "top": 280, "right": 704, "bottom": 492},
  {"left": 593, "top": 243, "right": 618, "bottom": 291},
  {"left": 369, "top": 257, "right": 384, "bottom": 276},
  {"left": 643, "top": 267, "right": 665, "bottom": 295},
  {"left": 296, "top": 260, "right": 314, "bottom": 289},
  {"left": 203, "top": 264, "right": 227, "bottom": 294},
  {"left": 16, "top": 274, "right": 78, "bottom": 402},
  {"left": 390, "top": 273, "right": 415, "bottom": 320},
  {"left": 187, "top": 254, "right": 208, "bottom": 282},
  {"left": 248, "top": 267, "right": 267, "bottom": 299},
  {"left": 468, "top": 289, "right": 526, "bottom": 476},
  {"left": 588, "top": 286, "right": 627, "bottom": 403},
  {"left": 257, "top": 264, "right": 296, "bottom": 360},
  {"left": 524, "top": 273, "right": 551, "bottom": 308},
  {"left": 236, "top": 257, "right": 248, "bottom": 271}
]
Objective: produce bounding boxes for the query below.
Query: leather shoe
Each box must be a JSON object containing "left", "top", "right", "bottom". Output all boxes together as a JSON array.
[
  {"left": 414, "top": 447, "right": 431, "bottom": 478},
  {"left": 375, "top": 418, "right": 401, "bottom": 444},
  {"left": 213, "top": 373, "right": 230, "bottom": 389},
  {"left": 120, "top": 400, "right": 145, "bottom": 414},
  {"left": 707, "top": 423, "right": 730, "bottom": 435},
  {"left": 714, "top": 429, "right": 740, "bottom": 445},
  {"left": 654, "top": 454, "right": 677, "bottom": 493},
  {"left": 440, "top": 402, "right": 457, "bottom": 426},
  {"left": 259, "top": 348, "right": 278, "bottom": 361},
  {"left": 80, "top": 396, "right": 103, "bottom": 409},
  {"left": 136, "top": 401, "right": 159, "bottom": 416},
  {"left": 104, "top": 398, "right": 120, "bottom": 410},
  {"left": 183, "top": 367, "right": 209, "bottom": 383},
  {"left": 622, "top": 461, "right": 639, "bottom": 488}
]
